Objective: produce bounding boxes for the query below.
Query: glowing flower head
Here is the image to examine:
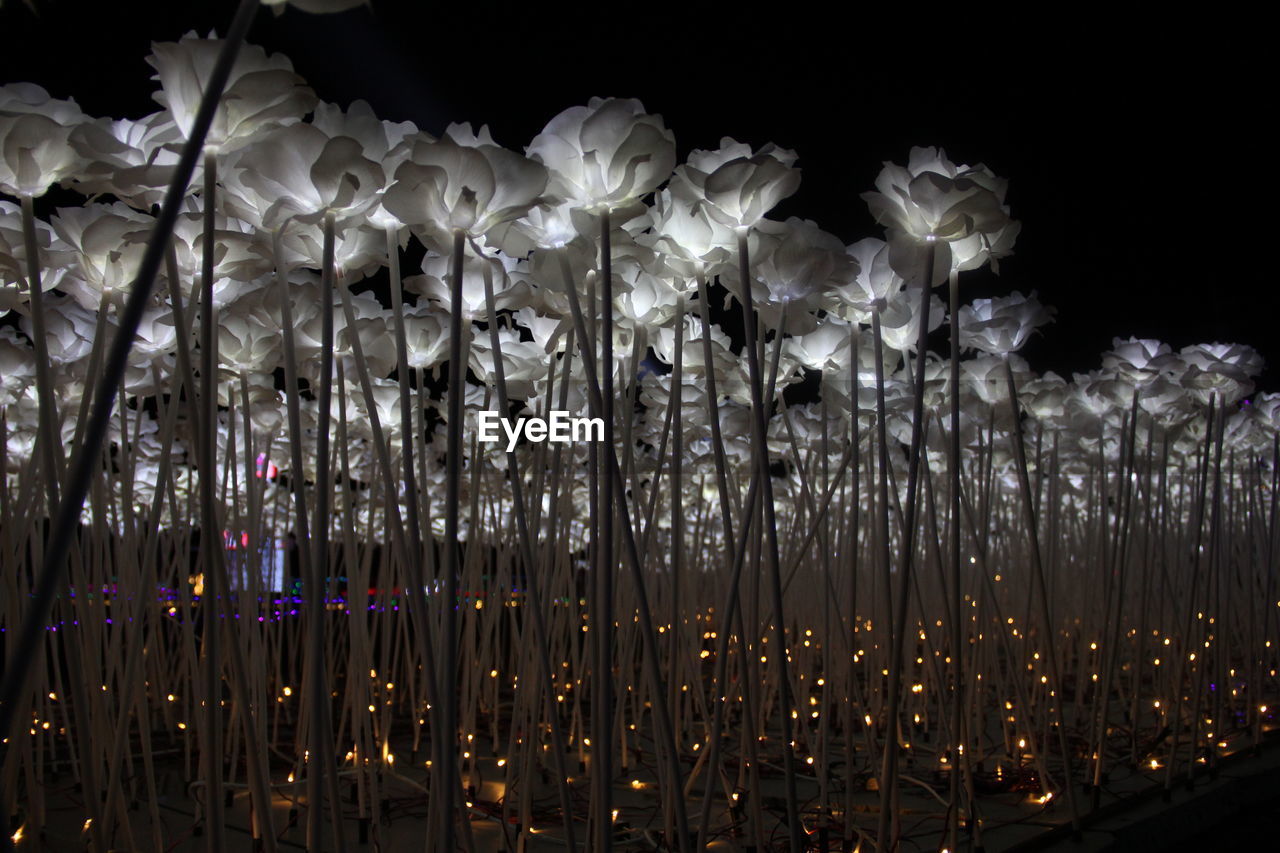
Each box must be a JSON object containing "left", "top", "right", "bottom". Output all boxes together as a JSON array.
[
  {"left": 146, "top": 32, "right": 316, "bottom": 151},
  {"left": 527, "top": 97, "right": 675, "bottom": 217}
]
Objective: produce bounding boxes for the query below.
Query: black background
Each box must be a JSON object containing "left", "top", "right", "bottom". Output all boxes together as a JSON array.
[{"left": 2, "top": 1, "right": 1272, "bottom": 395}]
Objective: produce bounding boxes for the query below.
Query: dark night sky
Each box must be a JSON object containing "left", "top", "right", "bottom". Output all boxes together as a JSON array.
[{"left": 2, "top": 2, "right": 1272, "bottom": 393}]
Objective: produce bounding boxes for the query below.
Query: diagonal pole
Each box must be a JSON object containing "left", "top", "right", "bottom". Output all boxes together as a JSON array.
[{"left": 0, "top": 9, "right": 262, "bottom": 852}]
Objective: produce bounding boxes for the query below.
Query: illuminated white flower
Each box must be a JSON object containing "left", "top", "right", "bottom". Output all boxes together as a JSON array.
[
  {"left": 405, "top": 250, "right": 528, "bottom": 321},
  {"left": 640, "top": 187, "right": 737, "bottom": 276},
  {"left": 1180, "top": 342, "right": 1263, "bottom": 406},
  {"left": 785, "top": 316, "right": 854, "bottom": 373},
  {"left": 69, "top": 112, "right": 186, "bottom": 209},
  {"left": 469, "top": 325, "right": 546, "bottom": 399},
  {"left": 0, "top": 326, "right": 35, "bottom": 404},
  {"left": 335, "top": 292, "right": 397, "bottom": 378},
  {"left": 225, "top": 122, "right": 384, "bottom": 228},
  {"left": 382, "top": 135, "right": 547, "bottom": 248},
  {"left": 266, "top": 220, "right": 385, "bottom": 277},
  {"left": 131, "top": 304, "right": 181, "bottom": 361},
  {"left": 351, "top": 376, "right": 406, "bottom": 434},
  {"left": 672, "top": 137, "right": 799, "bottom": 231},
  {"left": 146, "top": 32, "right": 315, "bottom": 150},
  {"left": 312, "top": 99, "right": 419, "bottom": 230},
  {"left": 961, "top": 354, "right": 1026, "bottom": 405},
  {"left": 1069, "top": 370, "right": 1131, "bottom": 420},
  {"left": 0, "top": 83, "right": 86, "bottom": 123},
  {"left": 503, "top": 201, "right": 580, "bottom": 253},
  {"left": 217, "top": 292, "right": 283, "bottom": 374},
  {"left": 170, "top": 199, "right": 268, "bottom": 286},
  {"left": 21, "top": 293, "right": 96, "bottom": 364},
  {"left": 1137, "top": 376, "right": 1196, "bottom": 426},
  {"left": 949, "top": 217, "right": 1020, "bottom": 273},
  {"left": 1, "top": 201, "right": 72, "bottom": 313},
  {"left": 877, "top": 284, "right": 945, "bottom": 355},
  {"left": 723, "top": 217, "right": 853, "bottom": 333},
  {"left": 826, "top": 237, "right": 902, "bottom": 318},
  {"left": 511, "top": 306, "right": 569, "bottom": 353},
  {"left": 958, "top": 291, "right": 1053, "bottom": 356},
  {"left": 51, "top": 202, "right": 156, "bottom": 309},
  {"left": 863, "top": 146, "right": 1011, "bottom": 285},
  {"left": 0, "top": 112, "right": 85, "bottom": 198},
  {"left": 1020, "top": 372, "right": 1070, "bottom": 424},
  {"left": 615, "top": 257, "right": 681, "bottom": 327},
  {"left": 402, "top": 301, "right": 451, "bottom": 370},
  {"left": 1101, "top": 337, "right": 1183, "bottom": 387},
  {"left": 650, "top": 314, "right": 736, "bottom": 377},
  {"left": 527, "top": 97, "right": 675, "bottom": 216}
]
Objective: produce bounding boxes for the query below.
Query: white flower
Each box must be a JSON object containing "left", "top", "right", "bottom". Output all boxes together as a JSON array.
[
  {"left": 961, "top": 354, "right": 1024, "bottom": 405},
  {"left": 146, "top": 32, "right": 315, "bottom": 151},
  {"left": 527, "top": 97, "right": 675, "bottom": 216},
  {"left": 217, "top": 292, "right": 283, "bottom": 374},
  {"left": 383, "top": 136, "right": 547, "bottom": 248},
  {"left": 1069, "top": 370, "right": 1131, "bottom": 420},
  {"left": 468, "top": 326, "right": 546, "bottom": 400},
  {"left": 1, "top": 201, "right": 73, "bottom": 313},
  {"left": 312, "top": 100, "right": 419, "bottom": 231},
  {"left": 672, "top": 137, "right": 799, "bottom": 231},
  {"left": 51, "top": 203, "right": 156, "bottom": 309},
  {"left": 863, "top": 146, "right": 1012, "bottom": 285},
  {"left": 335, "top": 292, "right": 397, "bottom": 378},
  {"left": 724, "top": 217, "right": 853, "bottom": 333},
  {"left": 21, "top": 293, "right": 96, "bottom": 365},
  {"left": 958, "top": 291, "right": 1054, "bottom": 356},
  {"left": 132, "top": 304, "right": 181, "bottom": 361},
  {"left": 0, "top": 326, "right": 35, "bottom": 404},
  {"left": 402, "top": 302, "right": 451, "bottom": 370},
  {"left": 266, "top": 220, "right": 385, "bottom": 277},
  {"left": 69, "top": 112, "right": 186, "bottom": 209},
  {"left": 404, "top": 249, "right": 528, "bottom": 321},
  {"left": 0, "top": 113, "right": 85, "bottom": 198},
  {"left": 785, "top": 316, "right": 854, "bottom": 373},
  {"left": 1101, "top": 337, "right": 1183, "bottom": 387},
  {"left": 826, "top": 237, "right": 902, "bottom": 317},
  {"left": 510, "top": 306, "right": 569, "bottom": 353},
  {"left": 0, "top": 83, "right": 87, "bottom": 124},
  {"left": 225, "top": 122, "right": 384, "bottom": 229},
  {"left": 1180, "top": 342, "right": 1263, "bottom": 406},
  {"left": 949, "top": 217, "right": 1020, "bottom": 274},
  {"left": 641, "top": 187, "right": 741, "bottom": 276},
  {"left": 615, "top": 257, "right": 681, "bottom": 327},
  {"left": 650, "top": 314, "right": 736, "bottom": 377},
  {"left": 1021, "top": 372, "right": 1070, "bottom": 423},
  {"left": 505, "top": 201, "right": 580, "bottom": 252},
  {"left": 170, "top": 199, "right": 269, "bottom": 286},
  {"left": 878, "top": 284, "right": 945, "bottom": 355}
]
